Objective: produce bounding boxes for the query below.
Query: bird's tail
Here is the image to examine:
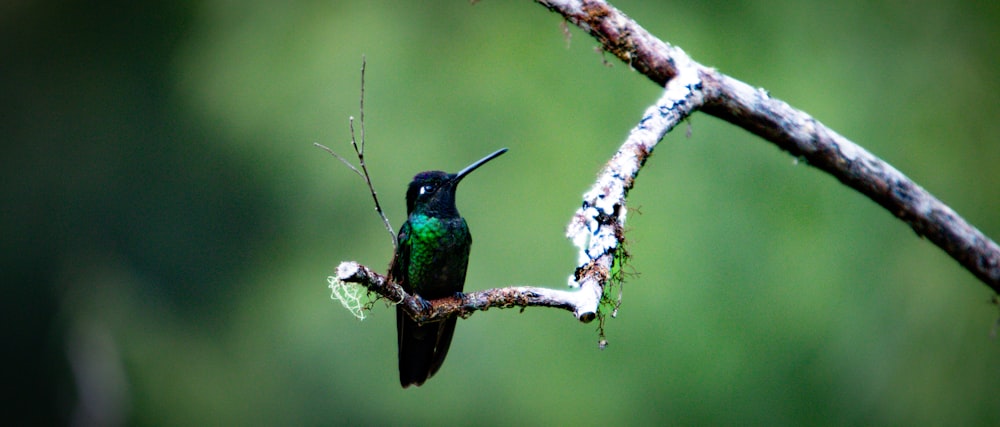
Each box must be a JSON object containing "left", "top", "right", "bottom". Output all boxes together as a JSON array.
[{"left": 396, "top": 306, "right": 457, "bottom": 388}]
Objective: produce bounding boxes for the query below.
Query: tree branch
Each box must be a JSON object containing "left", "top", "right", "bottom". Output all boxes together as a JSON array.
[
  {"left": 334, "top": 261, "right": 597, "bottom": 322},
  {"left": 539, "top": 0, "right": 1000, "bottom": 293},
  {"left": 564, "top": 56, "right": 703, "bottom": 303},
  {"left": 331, "top": 0, "right": 998, "bottom": 326}
]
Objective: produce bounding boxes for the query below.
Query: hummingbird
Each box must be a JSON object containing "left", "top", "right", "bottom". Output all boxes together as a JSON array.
[{"left": 388, "top": 147, "right": 508, "bottom": 388}]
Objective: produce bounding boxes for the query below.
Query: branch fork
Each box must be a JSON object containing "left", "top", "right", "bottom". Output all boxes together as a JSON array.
[{"left": 330, "top": 0, "right": 999, "bottom": 330}]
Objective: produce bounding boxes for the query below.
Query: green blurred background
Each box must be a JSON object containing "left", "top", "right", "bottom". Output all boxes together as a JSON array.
[{"left": 4, "top": 1, "right": 999, "bottom": 425}]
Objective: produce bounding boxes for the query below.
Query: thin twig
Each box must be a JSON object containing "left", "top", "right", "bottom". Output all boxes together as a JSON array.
[
  {"left": 358, "top": 57, "right": 367, "bottom": 155},
  {"left": 314, "top": 142, "right": 362, "bottom": 177},
  {"left": 317, "top": 56, "right": 396, "bottom": 249}
]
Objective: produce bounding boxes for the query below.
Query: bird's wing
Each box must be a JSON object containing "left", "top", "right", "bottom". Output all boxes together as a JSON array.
[{"left": 387, "top": 220, "right": 410, "bottom": 290}]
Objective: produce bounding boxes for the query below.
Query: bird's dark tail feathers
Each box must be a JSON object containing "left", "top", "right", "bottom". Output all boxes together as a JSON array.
[{"left": 397, "top": 306, "right": 457, "bottom": 388}]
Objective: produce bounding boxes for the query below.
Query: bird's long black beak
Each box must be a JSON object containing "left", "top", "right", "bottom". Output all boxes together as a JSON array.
[{"left": 453, "top": 148, "right": 508, "bottom": 183}]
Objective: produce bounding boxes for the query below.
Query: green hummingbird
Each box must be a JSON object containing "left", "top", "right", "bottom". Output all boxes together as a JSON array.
[{"left": 388, "top": 148, "right": 508, "bottom": 387}]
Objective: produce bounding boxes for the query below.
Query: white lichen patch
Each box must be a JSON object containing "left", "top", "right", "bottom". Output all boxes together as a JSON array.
[{"left": 328, "top": 275, "right": 368, "bottom": 321}]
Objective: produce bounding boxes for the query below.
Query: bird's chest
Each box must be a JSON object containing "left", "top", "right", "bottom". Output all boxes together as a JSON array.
[{"left": 405, "top": 216, "right": 471, "bottom": 296}]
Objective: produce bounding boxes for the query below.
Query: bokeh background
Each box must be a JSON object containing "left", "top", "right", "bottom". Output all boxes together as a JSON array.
[{"left": 5, "top": 1, "right": 999, "bottom": 425}]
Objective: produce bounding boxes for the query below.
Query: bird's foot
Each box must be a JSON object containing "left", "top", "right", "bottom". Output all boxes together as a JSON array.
[{"left": 417, "top": 296, "right": 434, "bottom": 313}]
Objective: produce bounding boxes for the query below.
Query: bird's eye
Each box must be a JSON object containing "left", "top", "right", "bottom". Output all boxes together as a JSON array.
[{"left": 419, "top": 184, "right": 434, "bottom": 195}]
